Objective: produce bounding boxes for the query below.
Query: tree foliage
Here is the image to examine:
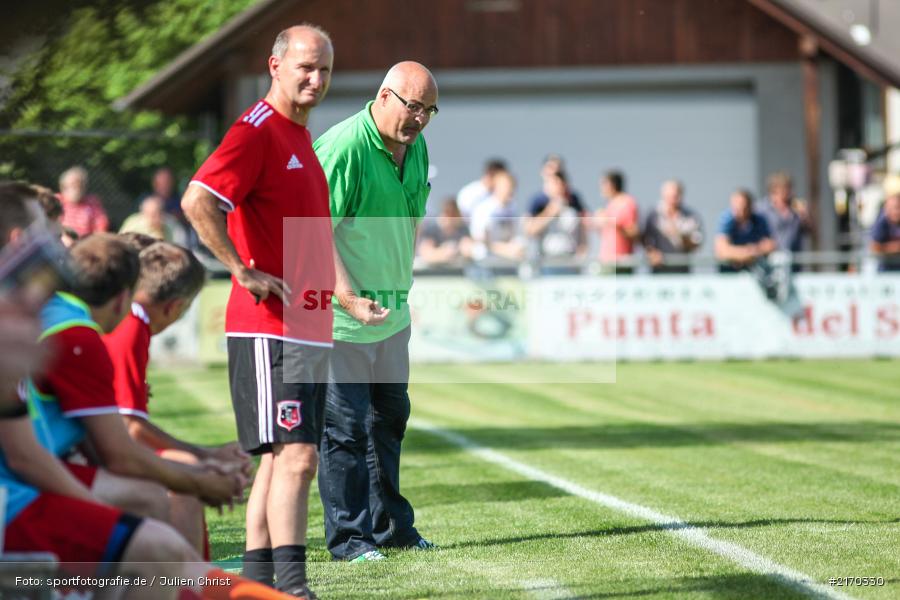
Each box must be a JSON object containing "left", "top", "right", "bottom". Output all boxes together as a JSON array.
[{"left": 0, "top": 0, "right": 254, "bottom": 221}]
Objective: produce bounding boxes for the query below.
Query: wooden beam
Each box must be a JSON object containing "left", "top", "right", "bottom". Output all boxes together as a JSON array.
[
  {"left": 800, "top": 34, "right": 821, "bottom": 251},
  {"left": 747, "top": 0, "right": 893, "bottom": 89}
]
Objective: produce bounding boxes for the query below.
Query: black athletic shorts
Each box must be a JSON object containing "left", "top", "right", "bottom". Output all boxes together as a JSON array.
[{"left": 227, "top": 337, "right": 329, "bottom": 455}]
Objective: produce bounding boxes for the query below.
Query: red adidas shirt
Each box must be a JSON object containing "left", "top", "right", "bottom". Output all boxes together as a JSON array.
[
  {"left": 103, "top": 303, "right": 152, "bottom": 419},
  {"left": 37, "top": 327, "right": 119, "bottom": 417},
  {"left": 191, "top": 99, "right": 334, "bottom": 345}
]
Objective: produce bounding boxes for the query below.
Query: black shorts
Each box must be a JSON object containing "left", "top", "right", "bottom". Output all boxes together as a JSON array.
[{"left": 227, "top": 337, "right": 329, "bottom": 455}]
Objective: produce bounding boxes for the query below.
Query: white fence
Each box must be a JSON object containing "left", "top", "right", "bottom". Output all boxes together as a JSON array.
[{"left": 151, "top": 273, "right": 900, "bottom": 365}]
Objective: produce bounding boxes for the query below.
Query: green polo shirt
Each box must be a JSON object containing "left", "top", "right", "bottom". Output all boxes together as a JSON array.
[{"left": 313, "top": 101, "right": 430, "bottom": 343}]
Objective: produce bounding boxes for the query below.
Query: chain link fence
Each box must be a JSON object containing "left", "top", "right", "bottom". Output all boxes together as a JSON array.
[{"left": 0, "top": 126, "right": 212, "bottom": 229}]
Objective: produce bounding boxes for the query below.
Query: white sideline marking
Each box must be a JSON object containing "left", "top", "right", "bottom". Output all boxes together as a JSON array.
[
  {"left": 521, "top": 578, "right": 572, "bottom": 599},
  {"left": 412, "top": 419, "right": 855, "bottom": 600}
]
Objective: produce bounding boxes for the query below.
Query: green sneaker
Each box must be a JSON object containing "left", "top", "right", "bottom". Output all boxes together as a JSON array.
[{"left": 349, "top": 550, "right": 386, "bottom": 563}]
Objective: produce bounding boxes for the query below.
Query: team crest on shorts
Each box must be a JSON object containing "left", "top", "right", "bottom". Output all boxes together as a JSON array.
[{"left": 277, "top": 400, "right": 302, "bottom": 431}]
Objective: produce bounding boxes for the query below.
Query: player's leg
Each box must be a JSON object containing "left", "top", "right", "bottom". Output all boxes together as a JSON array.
[
  {"left": 265, "top": 341, "right": 327, "bottom": 594},
  {"left": 227, "top": 337, "right": 275, "bottom": 585},
  {"left": 158, "top": 448, "right": 207, "bottom": 556},
  {"left": 266, "top": 442, "right": 317, "bottom": 592},
  {"left": 243, "top": 452, "right": 274, "bottom": 584},
  {"left": 120, "top": 518, "right": 203, "bottom": 600},
  {"left": 125, "top": 522, "right": 301, "bottom": 600},
  {"left": 318, "top": 340, "right": 379, "bottom": 560},
  {"left": 368, "top": 326, "right": 421, "bottom": 548},
  {"left": 4, "top": 492, "right": 184, "bottom": 599},
  {"left": 70, "top": 463, "right": 171, "bottom": 522}
]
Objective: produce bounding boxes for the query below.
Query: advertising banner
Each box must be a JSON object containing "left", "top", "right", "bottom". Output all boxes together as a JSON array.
[
  {"left": 526, "top": 274, "right": 900, "bottom": 360},
  {"left": 408, "top": 276, "right": 528, "bottom": 362},
  {"left": 184, "top": 274, "right": 900, "bottom": 365}
]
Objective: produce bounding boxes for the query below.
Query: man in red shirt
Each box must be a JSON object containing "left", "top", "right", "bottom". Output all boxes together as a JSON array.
[
  {"left": 104, "top": 239, "right": 251, "bottom": 555},
  {"left": 58, "top": 165, "right": 109, "bottom": 237},
  {"left": 182, "top": 24, "right": 335, "bottom": 599},
  {"left": 594, "top": 170, "right": 639, "bottom": 274}
]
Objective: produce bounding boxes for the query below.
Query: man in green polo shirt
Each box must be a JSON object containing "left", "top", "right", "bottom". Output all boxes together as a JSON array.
[{"left": 313, "top": 61, "right": 437, "bottom": 562}]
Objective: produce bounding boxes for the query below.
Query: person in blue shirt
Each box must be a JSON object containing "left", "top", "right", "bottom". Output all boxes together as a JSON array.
[
  {"left": 870, "top": 193, "right": 900, "bottom": 272},
  {"left": 715, "top": 189, "right": 776, "bottom": 273}
]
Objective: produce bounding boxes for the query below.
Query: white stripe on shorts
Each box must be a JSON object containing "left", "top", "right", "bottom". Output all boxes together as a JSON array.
[
  {"left": 254, "top": 338, "right": 267, "bottom": 444},
  {"left": 262, "top": 338, "right": 274, "bottom": 444}
]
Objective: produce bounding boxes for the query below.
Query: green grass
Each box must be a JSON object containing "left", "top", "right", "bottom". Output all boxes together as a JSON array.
[{"left": 149, "top": 360, "right": 900, "bottom": 599}]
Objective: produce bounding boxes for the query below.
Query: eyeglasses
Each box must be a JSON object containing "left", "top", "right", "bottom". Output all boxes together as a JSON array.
[{"left": 388, "top": 88, "right": 439, "bottom": 118}]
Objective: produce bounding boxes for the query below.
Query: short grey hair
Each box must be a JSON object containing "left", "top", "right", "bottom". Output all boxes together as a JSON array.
[
  {"left": 59, "top": 165, "right": 88, "bottom": 188},
  {"left": 662, "top": 179, "right": 684, "bottom": 194},
  {"left": 272, "top": 23, "right": 332, "bottom": 59}
]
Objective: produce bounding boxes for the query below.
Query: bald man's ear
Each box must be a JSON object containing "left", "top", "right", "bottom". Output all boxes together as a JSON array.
[
  {"left": 268, "top": 55, "right": 280, "bottom": 79},
  {"left": 376, "top": 87, "right": 390, "bottom": 106}
]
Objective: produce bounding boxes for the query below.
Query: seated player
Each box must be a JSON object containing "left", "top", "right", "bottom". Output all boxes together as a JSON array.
[
  {"left": 2, "top": 409, "right": 302, "bottom": 600},
  {"left": 0, "top": 183, "right": 292, "bottom": 600},
  {"left": 28, "top": 233, "right": 248, "bottom": 523},
  {"left": 105, "top": 238, "right": 251, "bottom": 555}
]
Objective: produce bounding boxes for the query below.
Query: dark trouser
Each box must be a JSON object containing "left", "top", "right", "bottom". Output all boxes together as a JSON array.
[{"left": 318, "top": 326, "right": 419, "bottom": 560}]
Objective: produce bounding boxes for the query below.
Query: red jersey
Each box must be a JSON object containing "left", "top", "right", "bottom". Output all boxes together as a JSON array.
[
  {"left": 60, "top": 194, "right": 109, "bottom": 238},
  {"left": 190, "top": 100, "right": 334, "bottom": 346},
  {"left": 103, "top": 303, "right": 152, "bottom": 419},
  {"left": 36, "top": 327, "right": 119, "bottom": 418}
]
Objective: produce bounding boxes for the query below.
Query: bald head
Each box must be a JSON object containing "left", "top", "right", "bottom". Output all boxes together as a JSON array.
[
  {"left": 372, "top": 61, "right": 438, "bottom": 150},
  {"left": 379, "top": 61, "right": 438, "bottom": 100},
  {"left": 267, "top": 23, "right": 333, "bottom": 124},
  {"left": 272, "top": 24, "right": 332, "bottom": 59}
]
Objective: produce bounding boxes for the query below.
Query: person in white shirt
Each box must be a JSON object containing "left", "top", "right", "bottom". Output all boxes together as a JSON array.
[
  {"left": 456, "top": 158, "right": 508, "bottom": 219},
  {"left": 470, "top": 170, "right": 525, "bottom": 262}
]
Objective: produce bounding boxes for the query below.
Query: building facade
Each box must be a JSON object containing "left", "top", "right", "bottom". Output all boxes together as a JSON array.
[{"left": 120, "top": 0, "right": 900, "bottom": 255}]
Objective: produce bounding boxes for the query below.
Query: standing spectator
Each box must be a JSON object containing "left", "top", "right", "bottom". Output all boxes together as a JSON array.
[
  {"left": 870, "top": 192, "right": 900, "bottom": 272},
  {"left": 457, "top": 158, "right": 507, "bottom": 220},
  {"left": 181, "top": 25, "right": 335, "bottom": 598},
  {"left": 594, "top": 170, "right": 639, "bottom": 274},
  {"left": 417, "top": 198, "right": 473, "bottom": 266},
  {"left": 524, "top": 170, "right": 586, "bottom": 271},
  {"left": 148, "top": 167, "right": 181, "bottom": 217},
  {"left": 119, "top": 195, "right": 177, "bottom": 241},
  {"left": 470, "top": 170, "right": 525, "bottom": 262},
  {"left": 759, "top": 171, "right": 811, "bottom": 264},
  {"left": 142, "top": 166, "right": 196, "bottom": 248},
  {"left": 58, "top": 165, "right": 109, "bottom": 237},
  {"left": 715, "top": 189, "right": 776, "bottom": 272},
  {"left": 314, "top": 60, "right": 437, "bottom": 562},
  {"left": 540, "top": 154, "right": 565, "bottom": 180},
  {"left": 643, "top": 180, "right": 703, "bottom": 274},
  {"left": 539, "top": 154, "right": 584, "bottom": 200}
]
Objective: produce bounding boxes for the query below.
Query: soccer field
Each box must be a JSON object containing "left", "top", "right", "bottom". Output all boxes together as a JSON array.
[{"left": 149, "top": 360, "right": 900, "bottom": 599}]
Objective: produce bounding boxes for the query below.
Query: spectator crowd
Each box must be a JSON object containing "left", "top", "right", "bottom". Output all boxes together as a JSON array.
[
  {"left": 46, "top": 165, "right": 199, "bottom": 252},
  {"left": 417, "top": 157, "right": 900, "bottom": 274},
  {"left": 11, "top": 159, "right": 900, "bottom": 277}
]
